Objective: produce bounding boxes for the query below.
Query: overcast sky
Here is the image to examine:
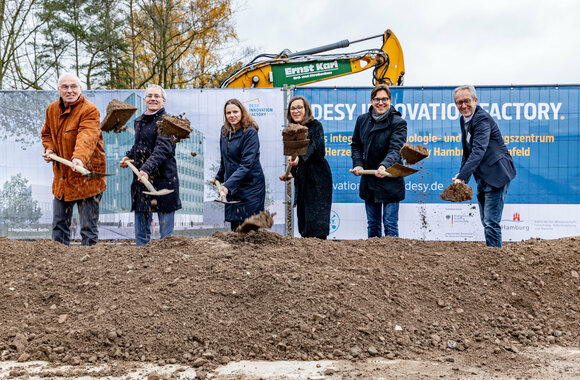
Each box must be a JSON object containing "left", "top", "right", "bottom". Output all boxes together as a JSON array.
[{"left": 234, "top": 0, "right": 580, "bottom": 87}]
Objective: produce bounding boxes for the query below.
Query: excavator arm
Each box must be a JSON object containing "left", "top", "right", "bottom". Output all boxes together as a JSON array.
[{"left": 220, "top": 30, "right": 405, "bottom": 88}]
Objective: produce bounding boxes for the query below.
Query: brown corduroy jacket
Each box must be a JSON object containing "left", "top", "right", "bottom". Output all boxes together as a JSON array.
[{"left": 41, "top": 95, "right": 107, "bottom": 201}]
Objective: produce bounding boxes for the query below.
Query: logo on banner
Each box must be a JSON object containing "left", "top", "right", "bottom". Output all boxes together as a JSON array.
[
  {"left": 244, "top": 98, "right": 274, "bottom": 117},
  {"left": 513, "top": 212, "right": 520, "bottom": 221},
  {"left": 329, "top": 210, "right": 340, "bottom": 234}
]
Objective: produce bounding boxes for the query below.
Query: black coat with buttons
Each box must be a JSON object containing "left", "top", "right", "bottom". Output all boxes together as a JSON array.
[
  {"left": 351, "top": 105, "right": 407, "bottom": 203},
  {"left": 125, "top": 108, "right": 182, "bottom": 213}
]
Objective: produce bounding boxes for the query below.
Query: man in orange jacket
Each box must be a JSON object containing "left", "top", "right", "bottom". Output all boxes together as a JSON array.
[{"left": 41, "top": 73, "right": 107, "bottom": 246}]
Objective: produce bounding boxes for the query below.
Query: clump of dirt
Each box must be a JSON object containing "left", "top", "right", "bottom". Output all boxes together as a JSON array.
[
  {"left": 100, "top": 99, "right": 138, "bottom": 133},
  {"left": 237, "top": 210, "right": 276, "bottom": 233},
  {"left": 282, "top": 123, "right": 308, "bottom": 141},
  {"left": 400, "top": 143, "right": 429, "bottom": 165},
  {"left": 157, "top": 114, "right": 192, "bottom": 143},
  {"left": 440, "top": 182, "right": 473, "bottom": 202},
  {"left": 0, "top": 235, "right": 579, "bottom": 375},
  {"left": 282, "top": 123, "right": 309, "bottom": 157}
]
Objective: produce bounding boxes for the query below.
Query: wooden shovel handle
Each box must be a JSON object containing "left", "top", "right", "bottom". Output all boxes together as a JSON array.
[
  {"left": 48, "top": 153, "right": 90, "bottom": 176},
  {"left": 349, "top": 168, "right": 389, "bottom": 176},
  {"left": 280, "top": 155, "right": 297, "bottom": 180},
  {"left": 125, "top": 160, "right": 156, "bottom": 193},
  {"left": 213, "top": 180, "right": 227, "bottom": 199}
]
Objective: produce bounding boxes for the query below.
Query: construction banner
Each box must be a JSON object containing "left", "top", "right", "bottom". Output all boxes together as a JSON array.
[
  {"left": 296, "top": 86, "right": 580, "bottom": 241},
  {"left": 0, "top": 89, "right": 286, "bottom": 239}
]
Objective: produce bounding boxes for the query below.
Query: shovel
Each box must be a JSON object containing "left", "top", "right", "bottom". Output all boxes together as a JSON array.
[
  {"left": 279, "top": 139, "right": 309, "bottom": 180},
  {"left": 47, "top": 153, "right": 114, "bottom": 178},
  {"left": 237, "top": 210, "right": 276, "bottom": 233},
  {"left": 350, "top": 163, "right": 419, "bottom": 178},
  {"left": 212, "top": 180, "right": 240, "bottom": 204},
  {"left": 125, "top": 160, "right": 174, "bottom": 196}
]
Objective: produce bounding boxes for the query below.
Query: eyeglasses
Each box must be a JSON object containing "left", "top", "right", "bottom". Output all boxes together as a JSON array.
[
  {"left": 455, "top": 98, "right": 474, "bottom": 107},
  {"left": 290, "top": 105, "right": 304, "bottom": 111},
  {"left": 59, "top": 84, "right": 79, "bottom": 90},
  {"left": 372, "top": 97, "right": 390, "bottom": 103}
]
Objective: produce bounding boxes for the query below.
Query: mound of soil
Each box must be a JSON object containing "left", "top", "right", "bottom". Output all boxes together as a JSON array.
[
  {"left": 400, "top": 143, "right": 429, "bottom": 165},
  {"left": 441, "top": 182, "right": 473, "bottom": 202},
  {"left": 0, "top": 235, "right": 579, "bottom": 375}
]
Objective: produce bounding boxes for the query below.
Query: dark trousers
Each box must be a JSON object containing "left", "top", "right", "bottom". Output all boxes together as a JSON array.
[
  {"left": 52, "top": 193, "right": 102, "bottom": 246},
  {"left": 364, "top": 200, "right": 400, "bottom": 238},
  {"left": 476, "top": 179, "right": 510, "bottom": 247}
]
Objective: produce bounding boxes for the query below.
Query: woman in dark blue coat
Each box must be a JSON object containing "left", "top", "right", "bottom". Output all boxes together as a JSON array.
[
  {"left": 281, "top": 96, "right": 332, "bottom": 239},
  {"left": 351, "top": 84, "right": 407, "bottom": 238},
  {"left": 213, "top": 99, "right": 265, "bottom": 231},
  {"left": 120, "top": 85, "right": 181, "bottom": 245}
]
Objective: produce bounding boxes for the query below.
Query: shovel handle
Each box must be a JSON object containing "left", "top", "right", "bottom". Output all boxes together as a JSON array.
[
  {"left": 213, "top": 180, "right": 227, "bottom": 199},
  {"left": 125, "top": 160, "right": 156, "bottom": 193},
  {"left": 349, "top": 168, "right": 390, "bottom": 176},
  {"left": 280, "top": 155, "right": 297, "bottom": 180},
  {"left": 48, "top": 153, "right": 91, "bottom": 176}
]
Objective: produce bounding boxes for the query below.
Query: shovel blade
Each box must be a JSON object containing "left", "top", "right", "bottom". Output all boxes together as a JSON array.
[
  {"left": 143, "top": 189, "right": 174, "bottom": 196},
  {"left": 385, "top": 163, "right": 419, "bottom": 177}
]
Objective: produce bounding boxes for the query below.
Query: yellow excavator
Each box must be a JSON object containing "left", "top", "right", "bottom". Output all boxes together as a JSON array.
[{"left": 221, "top": 29, "right": 405, "bottom": 88}]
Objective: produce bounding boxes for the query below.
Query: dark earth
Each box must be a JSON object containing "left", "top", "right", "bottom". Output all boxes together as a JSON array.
[
  {"left": 441, "top": 182, "right": 473, "bottom": 202},
  {"left": 0, "top": 233, "right": 579, "bottom": 378}
]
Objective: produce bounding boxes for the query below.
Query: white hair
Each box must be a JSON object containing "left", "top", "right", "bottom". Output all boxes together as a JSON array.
[
  {"left": 453, "top": 85, "right": 477, "bottom": 100},
  {"left": 58, "top": 72, "right": 81, "bottom": 87},
  {"left": 145, "top": 84, "right": 167, "bottom": 100}
]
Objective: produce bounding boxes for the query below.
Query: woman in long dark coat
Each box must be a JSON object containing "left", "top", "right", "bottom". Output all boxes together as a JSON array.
[
  {"left": 281, "top": 96, "right": 333, "bottom": 239},
  {"left": 213, "top": 99, "right": 265, "bottom": 231},
  {"left": 351, "top": 84, "right": 407, "bottom": 238}
]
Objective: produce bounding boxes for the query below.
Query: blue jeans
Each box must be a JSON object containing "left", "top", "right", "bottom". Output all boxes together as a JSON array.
[
  {"left": 135, "top": 211, "right": 175, "bottom": 245},
  {"left": 364, "top": 201, "right": 400, "bottom": 238},
  {"left": 476, "top": 179, "right": 510, "bottom": 247},
  {"left": 52, "top": 193, "right": 102, "bottom": 246}
]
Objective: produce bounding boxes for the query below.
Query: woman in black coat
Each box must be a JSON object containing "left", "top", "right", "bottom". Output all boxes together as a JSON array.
[
  {"left": 213, "top": 99, "right": 265, "bottom": 231},
  {"left": 351, "top": 84, "right": 407, "bottom": 238},
  {"left": 120, "top": 85, "right": 181, "bottom": 245},
  {"left": 281, "top": 96, "right": 333, "bottom": 239}
]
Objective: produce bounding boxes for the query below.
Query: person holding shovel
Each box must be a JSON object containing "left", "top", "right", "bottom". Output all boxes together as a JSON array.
[
  {"left": 120, "top": 85, "right": 181, "bottom": 245},
  {"left": 351, "top": 84, "right": 407, "bottom": 238},
  {"left": 280, "top": 96, "right": 332, "bottom": 239},
  {"left": 41, "top": 72, "right": 106, "bottom": 246},
  {"left": 213, "top": 99, "right": 265, "bottom": 231}
]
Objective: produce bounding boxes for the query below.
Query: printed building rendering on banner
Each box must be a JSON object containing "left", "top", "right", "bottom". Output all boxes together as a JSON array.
[
  {"left": 0, "top": 89, "right": 286, "bottom": 239},
  {"left": 296, "top": 86, "right": 580, "bottom": 240}
]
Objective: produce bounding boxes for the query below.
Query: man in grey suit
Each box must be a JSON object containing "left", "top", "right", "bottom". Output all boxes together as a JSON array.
[{"left": 453, "top": 85, "right": 516, "bottom": 247}]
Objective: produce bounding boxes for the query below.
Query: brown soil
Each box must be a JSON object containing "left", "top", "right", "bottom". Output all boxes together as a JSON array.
[
  {"left": 237, "top": 210, "right": 276, "bottom": 233},
  {"left": 282, "top": 123, "right": 309, "bottom": 141},
  {"left": 100, "top": 99, "right": 138, "bottom": 133},
  {"left": 1, "top": 235, "right": 579, "bottom": 378},
  {"left": 157, "top": 114, "right": 192, "bottom": 142},
  {"left": 400, "top": 143, "right": 429, "bottom": 165},
  {"left": 441, "top": 182, "right": 473, "bottom": 202}
]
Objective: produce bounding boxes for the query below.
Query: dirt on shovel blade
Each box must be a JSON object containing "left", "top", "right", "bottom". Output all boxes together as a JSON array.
[
  {"left": 157, "top": 114, "right": 192, "bottom": 143},
  {"left": 282, "top": 123, "right": 309, "bottom": 141},
  {"left": 400, "top": 143, "right": 429, "bottom": 165},
  {"left": 440, "top": 182, "right": 473, "bottom": 202},
  {"left": 237, "top": 210, "right": 275, "bottom": 233},
  {"left": 100, "top": 99, "right": 138, "bottom": 133}
]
